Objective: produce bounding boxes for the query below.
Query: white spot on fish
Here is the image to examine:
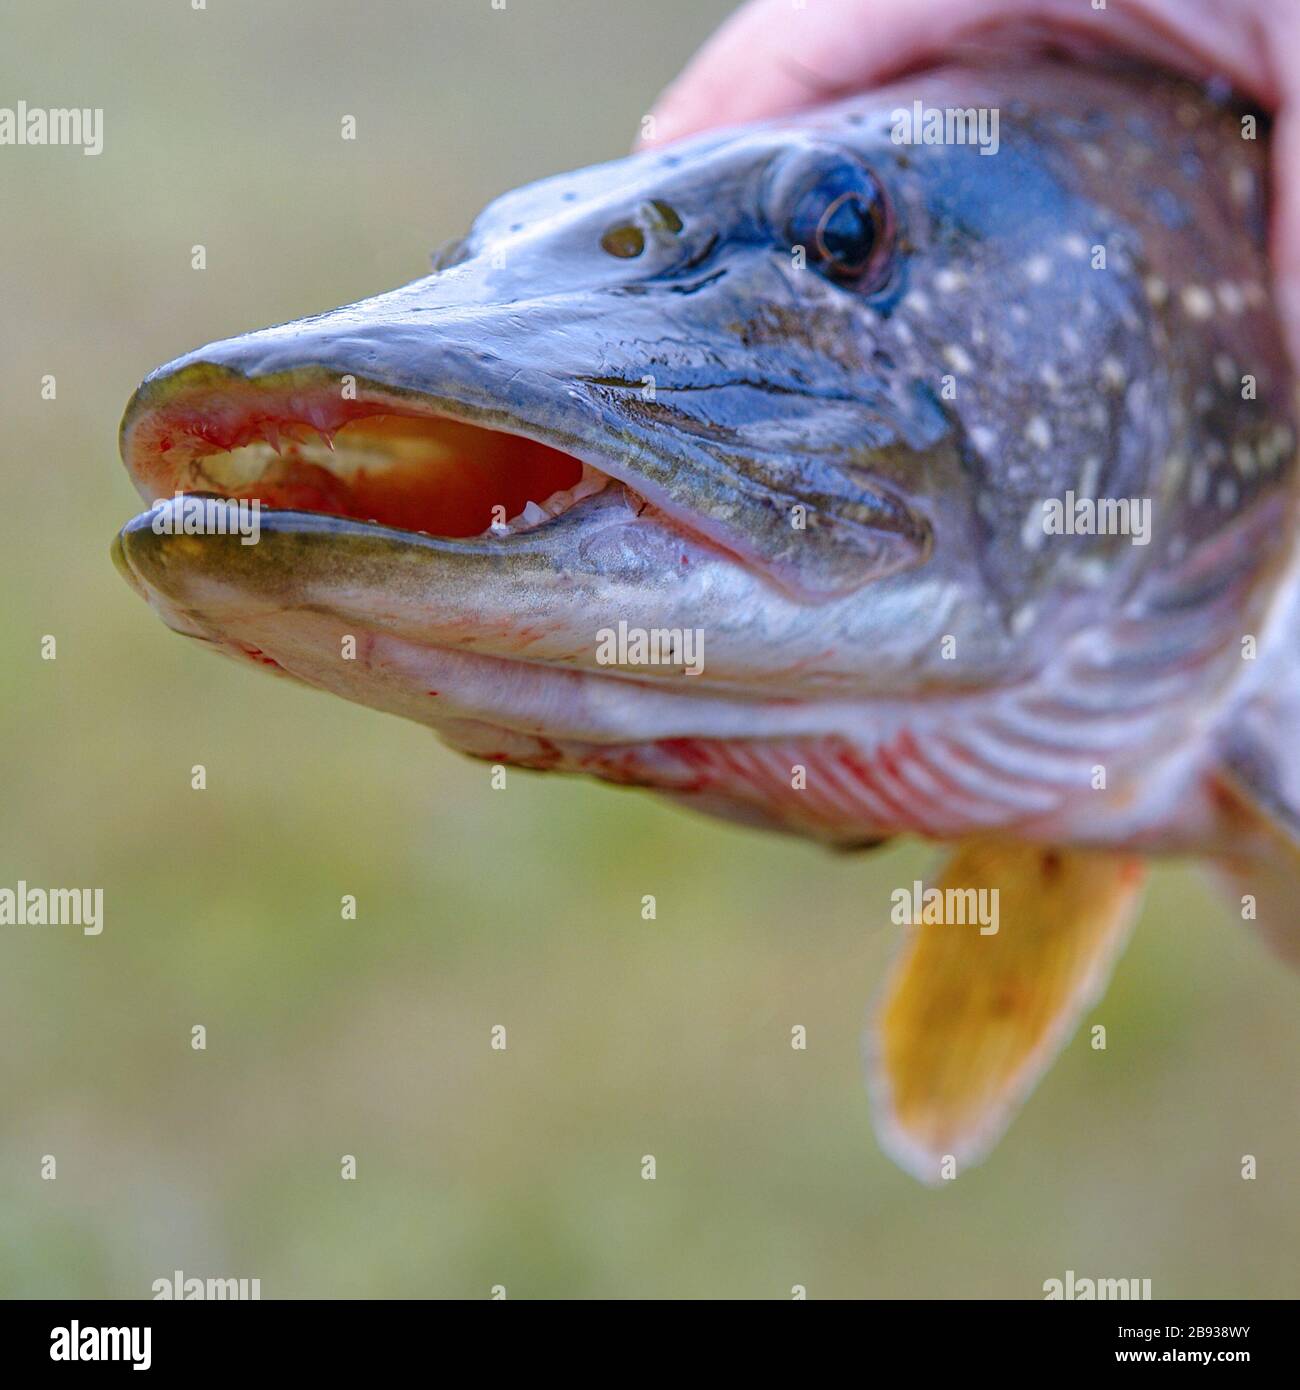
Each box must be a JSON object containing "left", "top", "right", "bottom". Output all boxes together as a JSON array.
[
  {"left": 1216, "top": 282, "right": 1245, "bottom": 315},
  {"left": 1229, "top": 166, "right": 1255, "bottom": 205},
  {"left": 970, "top": 424, "right": 997, "bottom": 454},
  {"left": 1258, "top": 425, "right": 1293, "bottom": 470},
  {"left": 1025, "top": 415, "right": 1052, "bottom": 450},
  {"left": 1180, "top": 285, "right": 1215, "bottom": 320},
  {"left": 934, "top": 268, "right": 967, "bottom": 294},
  {"left": 943, "top": 344, "right": 974, "bottom": 374},
  {"left": 1214, "top": 354, "right": 1238, "bottom": 388},
  {"left": 1010, "top": 603, "right": 1038, "bottom": 636},
  {"left": 1144, "top": 276, "right": 1168, "bottom": 307},
  {"left": 1101, "top": 357, "right": 1126, "bottom": 390},
  {"left": 1025, "top": 255, "right": 1052, "bottom": 285}
]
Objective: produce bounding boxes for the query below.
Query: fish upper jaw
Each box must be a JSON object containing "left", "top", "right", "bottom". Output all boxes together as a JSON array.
[{"left": 118, "top": 256, "right": 935, "bottom": 602}]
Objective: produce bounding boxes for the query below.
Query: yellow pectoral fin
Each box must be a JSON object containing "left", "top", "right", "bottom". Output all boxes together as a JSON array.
[{"left": 869, "top": 842, "right": 1145, "bottom": 1183}]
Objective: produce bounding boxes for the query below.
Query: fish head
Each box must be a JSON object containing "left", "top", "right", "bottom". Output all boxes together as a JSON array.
[{"left": 115, "top": 69, "right": 1290, "bottom": 830}]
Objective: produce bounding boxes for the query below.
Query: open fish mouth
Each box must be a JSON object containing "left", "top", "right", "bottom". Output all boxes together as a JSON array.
[
  {"left": 112, "top": 339, "right": 952, "bottom": 721},
  {"left": 113, "top": 356, "right": 812, "bottom": 721},
  {"left": 118, "top": 363, "right": 631, "bottom": 546}
]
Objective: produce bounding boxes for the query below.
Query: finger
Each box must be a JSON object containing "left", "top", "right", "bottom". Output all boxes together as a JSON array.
[
  {"left": 639, "top": 0, "right": 1280, "bottom": 149},
  {"left": 641, "top": 0, "right": 1018, "bottom": 147}
]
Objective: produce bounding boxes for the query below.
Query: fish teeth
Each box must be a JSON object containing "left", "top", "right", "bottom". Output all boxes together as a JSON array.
[
  {"left": 540, "top": 488, "right": 574, "bottom": 517},
  {"left": 489, "top": 464, "right": 611, "bottom": 536}
]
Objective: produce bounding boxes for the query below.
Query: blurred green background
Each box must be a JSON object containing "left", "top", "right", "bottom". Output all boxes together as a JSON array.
[{"left": 1, "top": 0, "right": 1296, "bottom": 1300}]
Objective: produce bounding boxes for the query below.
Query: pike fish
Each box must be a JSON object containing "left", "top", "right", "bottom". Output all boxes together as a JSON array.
[{"left": 114, "top": 62, "right": 1299, "bottom": 1181}]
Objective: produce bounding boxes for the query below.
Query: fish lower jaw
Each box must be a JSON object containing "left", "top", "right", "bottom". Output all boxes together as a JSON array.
[
  {"left": 117, "top": 571, "right": 1211, "bottom": 852},
  {"left": 150, "top": 603, "right": 1025, "bottom": 844}
]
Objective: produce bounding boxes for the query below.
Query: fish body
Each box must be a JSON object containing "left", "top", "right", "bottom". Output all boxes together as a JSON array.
[{"left": 114, "top": 62, "right": 1299, "bottom": 1178}]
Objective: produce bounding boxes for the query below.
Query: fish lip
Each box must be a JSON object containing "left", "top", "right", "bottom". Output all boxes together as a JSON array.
[
  {"left": 113, "top": 479, "right": 636, "bottom": 569},
  {"left": 113, "top": 357, "right": 770, "bottom": 694},
  {"left": 110, "top": 494, "right": 788, "bottom": 721},
  {"left": 116, "top": 357, "right": 745, "bottom": 562}
]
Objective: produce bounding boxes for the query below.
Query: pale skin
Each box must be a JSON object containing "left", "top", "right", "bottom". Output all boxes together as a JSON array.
[{"left": 641, "top": 0, "right": 1300, "bottom": 368}]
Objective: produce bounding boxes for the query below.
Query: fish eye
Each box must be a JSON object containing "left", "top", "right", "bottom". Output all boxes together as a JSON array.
[{"left": 766, "top": 147, "right": 895, "bottom": 289}]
